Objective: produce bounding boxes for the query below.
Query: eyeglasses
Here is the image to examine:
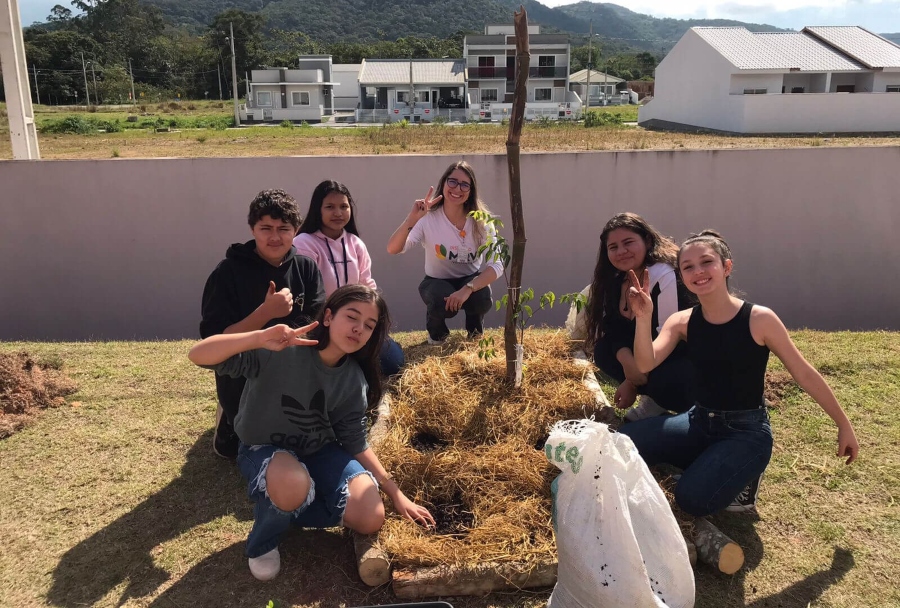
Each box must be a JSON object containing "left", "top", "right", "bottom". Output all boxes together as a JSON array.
[{"left": 446, "top": 177, "right": 471, "bottom": 192}]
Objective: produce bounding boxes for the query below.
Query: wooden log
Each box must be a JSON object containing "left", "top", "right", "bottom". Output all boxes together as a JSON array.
[
  {"left": 685, "top": 539, "right": 697, "bottom": 567},
  {"left": 393, "top": 560, "right": 558, "bottom": 599},
  {"left": 692, "top": 517, "right": 744, "bottom": 574},
  {"left": 354, "top": 393, "right": 394, "bottom": 586},
  {"left": 354, "top": 532, "right": 392, "bottom": 587}
]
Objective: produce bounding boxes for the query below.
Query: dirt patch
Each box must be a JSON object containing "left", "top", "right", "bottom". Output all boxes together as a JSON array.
[
  {"left": 764, "top": 370, "right": 797, "bottom": 407},
  {"left": 0, "top": 352, "right": 77, "bottom": 438}
]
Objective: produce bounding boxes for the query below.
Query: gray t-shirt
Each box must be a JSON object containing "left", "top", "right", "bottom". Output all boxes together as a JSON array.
[{"left": 207, "top": 346, "right": 369, "bottom": 456}]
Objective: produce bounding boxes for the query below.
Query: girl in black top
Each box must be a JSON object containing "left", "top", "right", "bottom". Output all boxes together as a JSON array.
[
  {"left": 584, "top": 213, "right": 695, "bottom": 420},
  {"left": 620, "top": 230, "right": 859, "bottom": 517}
]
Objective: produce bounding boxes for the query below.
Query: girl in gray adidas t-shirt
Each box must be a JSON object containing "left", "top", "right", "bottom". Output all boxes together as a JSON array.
[{"left": 189, "top": 285, "right": 434, "bottom": 581}]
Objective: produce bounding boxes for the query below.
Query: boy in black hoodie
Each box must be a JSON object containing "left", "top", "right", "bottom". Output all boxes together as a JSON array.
[{"left": 200, "top": 189, "right": 325, "bottom": 458}]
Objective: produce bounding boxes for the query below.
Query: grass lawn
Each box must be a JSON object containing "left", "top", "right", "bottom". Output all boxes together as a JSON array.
[
  {"left": 0, "top": 329, "right": 897, "bottom": 608},
  {"left": 3, "top": 101, "right": 900, "bottom": 159}
]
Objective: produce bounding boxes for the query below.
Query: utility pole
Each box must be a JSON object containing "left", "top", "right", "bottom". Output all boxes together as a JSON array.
[
  {"left": 229, "top": 22, "right": 240, "bottom": 125},
  {"left": 128, "top": 58, "right": 136, "bottom": 105},
  {"left": 217, "top": 62, "right": 223, "bottom": 100},
  {"left": 81, "top": 52, "right": 91, "bottom": 106},
  {"left": 409, "top": 58, "right": 414, "bottom": 121},
  {"left": 90, "top": 60, "right": 98, "bottom": 105},
  {"left": 0, "top": 0, "right": 40, "bottom": 158},
  {"left": 585, "top": 20, "right": 591, "bottom": 109},
  {"left": 33, "top": 64, "right": 39, "bottom": 105}
]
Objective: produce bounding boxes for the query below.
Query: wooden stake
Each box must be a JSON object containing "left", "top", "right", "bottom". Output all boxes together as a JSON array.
[
  {"left": 354, "top": 394, "right": 393, "bottom": 586},
  {"left": 692, "top": 517, "right": 744, "bottom": 574},
  {"left": 503, "top": 7, "right": 531, "bottom": 385}
]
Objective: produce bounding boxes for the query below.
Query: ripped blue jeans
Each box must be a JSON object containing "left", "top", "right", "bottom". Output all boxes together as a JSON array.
[{"left": 237, "top": 441, "right": 372, "bottom": 558}]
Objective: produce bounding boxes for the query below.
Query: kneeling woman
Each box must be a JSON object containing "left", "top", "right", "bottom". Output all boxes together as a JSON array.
[
  {"left": 585, "top": 213, "right": 696, "bottom": 421},
  {"left": 387, "top": 160, "right": 504, "bottom": 344},
  {"left": 621, "top": 231, "right": 859, "bottom": 517},
  {"left": 189, "top": 285, "right": 434, "bottom": 580}
]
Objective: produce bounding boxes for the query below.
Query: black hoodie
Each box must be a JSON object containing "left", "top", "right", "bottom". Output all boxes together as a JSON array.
[{"left": 200, "top": 240, "right": 326, "bottom": 423}]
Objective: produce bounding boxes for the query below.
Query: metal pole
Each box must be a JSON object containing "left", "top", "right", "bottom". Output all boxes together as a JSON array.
[
  {"left": 230, "top": 22, "right": 240, "bottom": 125},
  {"left": 217, "top": 62, "right": 223, "bottom": 100},
  {"left": 33, "top": 64, "right": 39, "bottom": 105},
  {"left": 128, "top": 58, "right": 136, "bottom": 104},
  {"left": 0, "top": 0, "right": 40, "bottom": 158},
  {"left": 90, "top": 60, "right": 98, "bottom": 105},
  {"left": 409, "top": 57, "right": 414, "bottom": 120},
  {"left": 81, "top": 52, "right": 91, "bottom": 106},
  {"left": 585, "top": 20, "right": 591, "bottom": 108}
]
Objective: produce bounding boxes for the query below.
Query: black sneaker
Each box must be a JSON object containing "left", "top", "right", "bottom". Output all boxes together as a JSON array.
[
  {"left": 726, "top": 473, "right": 763, "bottom": 513},
  {"left": 213, "top": 404, "right": 239, "bottom": 459}
]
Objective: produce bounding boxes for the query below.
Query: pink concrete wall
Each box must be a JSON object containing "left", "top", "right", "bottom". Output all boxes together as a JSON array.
[{"left": 1, "top": 148, "right": 898, "bottom": 340}]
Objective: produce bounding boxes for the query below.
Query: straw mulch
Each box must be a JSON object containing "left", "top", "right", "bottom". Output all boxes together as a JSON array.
[
  {"left": 0, "top": 352, "right": 78, "bottom": 438},
  {"left": 374, "top": 329, "right": 615, "bottom": 569}
]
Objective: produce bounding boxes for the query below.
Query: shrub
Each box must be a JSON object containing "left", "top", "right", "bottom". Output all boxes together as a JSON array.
[
  {"left": 584, "top": 110, "right": 623, "bottom": 128},
  {"left": 40, "top": 116, "right": 96, "bottom": 135},
  {"left": 99, "top": 120, "right": 123, "bottom": 133},
  {"left": 279, "top": 120, "right": 294, "bottom": 128},
  {"left": 111, "top": 149, "right": 120, "bottom": 158}
]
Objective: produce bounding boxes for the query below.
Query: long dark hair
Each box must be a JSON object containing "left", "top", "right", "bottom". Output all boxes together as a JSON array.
[
  {"left": 308, "top": 284, "right": 387, "bottom": 409},
  {"left": 584, "top": 212, "right": 679, "bottom": 351},
  {"left": 297, "top": 180, "right": 360, "bottom": 237},
  {"left": 431, "top": 160, "right": 492, "bottom": 246}
]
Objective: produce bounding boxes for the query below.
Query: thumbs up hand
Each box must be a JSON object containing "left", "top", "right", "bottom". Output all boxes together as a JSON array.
[{"left": 263, "top": 280, "right": 294, "bottom": 320}]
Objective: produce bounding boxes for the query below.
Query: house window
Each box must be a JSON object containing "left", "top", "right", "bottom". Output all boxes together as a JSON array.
[
  {"left": 478, "top": 56, "right": 496, "bottom": 78},
  {"left": 292, "top": 91, "right": 310, "bottom": 106},
  {"left": 535, "top": 88, "right": 552, "bottom": 101},
  {"left": 538, "top": 56, "right": 555, "bottom": 67},
  {"left": 743, "top": 88, "right": 767, "bottom": 95},
  {"left": 481, "top": 89, "right": 498, "bottom": 102},
  {"left": 256, "top": 91, "right": 272, "bottom": 106},
  {"left": 887, "top": 85, "right": 900, "bottom": 92},
  {"left": 416, "top": 91, "right": 430, "bottom": 103},
  {"left": 397, "top": 91, "right": 410, "bottom": 104}
]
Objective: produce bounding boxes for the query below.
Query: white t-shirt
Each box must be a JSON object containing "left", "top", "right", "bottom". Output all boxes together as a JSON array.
[{"left": 402, "top": 207, "right": 505, "bottom": 280}]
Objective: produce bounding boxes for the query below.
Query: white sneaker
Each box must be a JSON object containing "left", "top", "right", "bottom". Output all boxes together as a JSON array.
[
  {"left": 625, "top": 395, "right": 668, "bottom": 422},
  {"left": 248, "top": 547, "right": 281, "bottom": 581}
]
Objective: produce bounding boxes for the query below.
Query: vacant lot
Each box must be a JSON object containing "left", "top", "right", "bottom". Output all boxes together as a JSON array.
[
  {"left": 0, "top": 329, "right": 897, "bottom": 608},
  {"left": 3, "top": 101, "right": 900, "bottom": 159}
]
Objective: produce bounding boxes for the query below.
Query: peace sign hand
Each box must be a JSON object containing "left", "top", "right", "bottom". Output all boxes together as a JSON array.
[
  {"left": 409, "top": 186, "right": 442, "bottom": 223},
  {"left": 258, "top": 322, "right": 319, "bottom": 352},
  {"left": 626, "top": 269, "right": 653, "bottom": 320}
]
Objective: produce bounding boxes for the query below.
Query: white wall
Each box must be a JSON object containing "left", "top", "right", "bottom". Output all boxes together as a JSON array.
[
  {"left": 333, "top": 65, "right": 361, "bottom": 110},
  {"left": 2, "top": 149, "right": 900, "bottom": 340},
  {"left": 740, "top": 92, "right": 900, "bottom": 132},
  {"left": 639, "top": 29, "right": 743, "bottom": 132}
]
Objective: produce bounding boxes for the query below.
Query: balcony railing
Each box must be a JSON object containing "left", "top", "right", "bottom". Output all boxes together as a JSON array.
[
  {"left": 468, "top": 66, "right": 508, "bottom": 79},
  {"left": 529, "top": 66, "right": 568, "bottom": 79}
]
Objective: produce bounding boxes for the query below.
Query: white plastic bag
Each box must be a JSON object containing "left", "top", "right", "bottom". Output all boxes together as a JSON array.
[
  {"left": 546, "top": 420, "right": 695, "bottom": 608},
  {"left": 564, "top": 285, "right": 592, "bottom": 343}
]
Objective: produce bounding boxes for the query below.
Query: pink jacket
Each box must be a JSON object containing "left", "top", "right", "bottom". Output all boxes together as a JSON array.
[{"left": 293, "top": 230, "right": 377, "bottom": 296}]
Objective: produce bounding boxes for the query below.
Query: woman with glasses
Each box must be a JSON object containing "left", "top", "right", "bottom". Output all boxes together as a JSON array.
[{"left": 387, "top": 160, "right": 504, "bottom": 344}]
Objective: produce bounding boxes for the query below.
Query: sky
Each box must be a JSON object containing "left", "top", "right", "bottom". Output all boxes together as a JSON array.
[{"left": 15, "top": 0, "right": 900, "bottom": 32}]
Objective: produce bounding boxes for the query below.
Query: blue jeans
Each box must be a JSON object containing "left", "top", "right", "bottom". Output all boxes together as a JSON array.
[
  {"left": 618, "top": 404, "right": 772, "bottom": 516},
  {"left": 380, "top": 336, "right": 405, "bottom": 377},
  {"left": 236, "top": 441, "right": 372, "bottom": 558},
  {"left": 418, "top": 274, "right": 492, "bottom": 340}
]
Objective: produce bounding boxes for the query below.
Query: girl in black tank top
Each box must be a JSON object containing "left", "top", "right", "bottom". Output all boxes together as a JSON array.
[{"left": 616, "top": 230, "right": 859, "bottom": 519}]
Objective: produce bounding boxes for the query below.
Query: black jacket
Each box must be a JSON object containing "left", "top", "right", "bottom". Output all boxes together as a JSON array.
[{"left": 200, "top": 240, "right": 326, "bottom": 421}]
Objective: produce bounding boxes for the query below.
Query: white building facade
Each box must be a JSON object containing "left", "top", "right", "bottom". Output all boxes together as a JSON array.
[
  {"left": 639, "top": 26, "right": 900, "bottom": 133},
  {"left": 240, "top": 56, "right": 336, "bottom": 123},
  {"left": 465, "top": 24, "right": 582, "bottom": 121}
]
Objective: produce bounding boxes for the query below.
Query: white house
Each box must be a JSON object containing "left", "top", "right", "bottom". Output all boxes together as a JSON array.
[
  {"left": 639, "top": 26, "right": 900, "bottom": 133},
  {"left": 240, "top": 56, "right": 337, "bottom": 123},
  {"left": 465, "top": 24, "right": 582, "bottom": 121},
  {"left": 568, "top": 68, "right": 625, "bottom": 106},
  {"left": 357, "top": 58, "right": 467, "bottom": 122}
]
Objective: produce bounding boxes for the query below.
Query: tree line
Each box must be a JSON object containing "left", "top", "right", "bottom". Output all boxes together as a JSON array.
[{"left": 10, "top": 0, "right": 658, "bottom": 105}]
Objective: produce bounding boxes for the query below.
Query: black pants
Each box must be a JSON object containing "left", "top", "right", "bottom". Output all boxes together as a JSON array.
[
  {"left": 594, "top": 342, "right": 696, "bottom": 413},
  {"left": 418, "top": 274, "right": 492, "bottom": 340}
]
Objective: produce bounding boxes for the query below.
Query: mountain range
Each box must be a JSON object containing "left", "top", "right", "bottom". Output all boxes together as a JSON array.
[{"left": 139, "top": 0, "right": 794, "bottom": 51}]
